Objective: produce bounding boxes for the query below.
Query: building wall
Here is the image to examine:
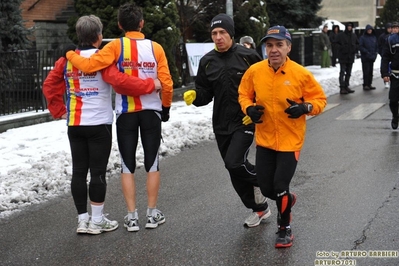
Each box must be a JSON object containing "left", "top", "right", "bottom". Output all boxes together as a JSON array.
[
  {"left": 34, "top": 22, "right": 70, "bottom": 51},
  {"left": 21, "top": 0, "right": 75, "bottom": 50},
  {"left": 318, "top": 0, "right": 376, "bottom": 29},
  {"left": 21, "top": 0, "right": 73, "bottom": 28},
  {"left": 21, "top": 0, "right": 73, "bottom": 29}
]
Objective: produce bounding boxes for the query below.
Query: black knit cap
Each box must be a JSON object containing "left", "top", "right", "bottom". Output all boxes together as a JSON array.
[{"left": 210, "top": 13, "right": 235, "bottom": 38}]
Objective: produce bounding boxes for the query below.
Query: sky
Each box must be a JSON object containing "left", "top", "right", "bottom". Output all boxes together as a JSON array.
[{"left": 0, "top": 57, "right": 382, "bottom": 219}]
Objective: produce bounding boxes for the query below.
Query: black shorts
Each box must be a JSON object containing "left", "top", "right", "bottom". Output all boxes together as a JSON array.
[{"left": 116, "top": 111, "right": 161, "bottom": 173}]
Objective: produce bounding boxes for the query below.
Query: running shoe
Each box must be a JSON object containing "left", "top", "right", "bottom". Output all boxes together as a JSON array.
[
  {"left": 76, "top": 219, "right": 89, "bottom": 234},
  {"left": 254, "top": 186, "right": 267, "bottom": 205},
  {"left": 124, "top": 215, "right": 140, "bottom": 232},
  {"left": 275, "top": 226, "right": 294, "bottom": 248},
  {"left": 87, "top": 216, "right": 118, "bottom": 235},
  {"left": 145, "top": 209, "right": 165, "bottom": 229},
  {"left": 244, "top": 207, "right": 271, "bottom": 228}
]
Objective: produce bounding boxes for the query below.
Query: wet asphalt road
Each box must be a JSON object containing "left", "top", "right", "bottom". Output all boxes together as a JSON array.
[{"left": 1, "top": 80, "right": 399, "bottom": 266}]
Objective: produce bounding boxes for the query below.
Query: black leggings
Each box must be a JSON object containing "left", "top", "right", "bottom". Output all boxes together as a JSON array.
[
  {"left": 256, "top": 146, "right": 298, "bottom": 225},
  {"left": 116, "top": 111, "right": 161, "bottom": 173},
  {"left": 215, "top": 130, "right": 267, "bottom": 212},
  {"left": 389, "top": 75, "right": 399, "bottom": 118},
  {"left": 68, "top": 125, "right": 112, "bottom": 214}
]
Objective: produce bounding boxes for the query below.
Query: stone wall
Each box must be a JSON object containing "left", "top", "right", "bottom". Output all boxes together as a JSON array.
[
  {"left": 21, "top": 0, "right": 73, "bottom": 29},
  {"left": 34, "top": 21, "right": 72, "bottom": 51}
]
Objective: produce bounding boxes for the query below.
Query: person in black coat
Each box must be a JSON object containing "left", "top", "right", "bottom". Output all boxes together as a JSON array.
[
  {"left": 381, "top": 22, "right": 399, "bottom": 129},
  {"left": 336, "top": 22, "right": 359, "bottom": 94},
  {"left": 329, "top": 25, "right": 340, "bottom": 67},
  {"left": 378, "top": 23, "right": 392, "bottom": 56},
  {"left": 359, "top": 24, "right": 378, "bottom": 90}
]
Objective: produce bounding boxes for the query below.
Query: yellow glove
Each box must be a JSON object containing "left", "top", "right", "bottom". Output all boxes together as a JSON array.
[
  {"left": 242, "top": 115, "right": 253, "bottom": 125},
  {"left": 183, "top": 90, "right": 196, "bottom": 106}
]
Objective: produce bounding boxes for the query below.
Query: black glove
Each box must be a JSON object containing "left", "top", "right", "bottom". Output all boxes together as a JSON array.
[
  {"left": 161, "top": 106, "right": 170, "bottom": 122},
  {"left": 284, "top": 99, "right": 308, "bottom": 119},
  {"left": 63, "top": 44, "right": 76, "bottom": 58},
  {"left": 246, "top": 105, "right": 265, "bottom": 123}
]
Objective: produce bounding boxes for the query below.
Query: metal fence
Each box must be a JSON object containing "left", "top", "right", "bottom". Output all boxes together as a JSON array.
[
  {"left": 0, "top": 36, "right": 331, "bottom": 117},
  {"left": 0, "top": 49, "right": 63, "bottom": 116}
]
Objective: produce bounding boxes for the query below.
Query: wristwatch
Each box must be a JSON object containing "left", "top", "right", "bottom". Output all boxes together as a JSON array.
[{"left": 305, "top": 103, "right": 313, "bottom": 113}]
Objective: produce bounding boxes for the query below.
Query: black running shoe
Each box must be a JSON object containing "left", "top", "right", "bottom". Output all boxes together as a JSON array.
[
  {"left": 275, "top": 226, "right": 294, "bottom": 248},
  {"left": 392, "top": 118, "right": 398, "bottom": 130}
]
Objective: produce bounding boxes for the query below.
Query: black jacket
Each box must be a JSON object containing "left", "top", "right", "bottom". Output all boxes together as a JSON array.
[
  {"left": 378, "top": 30, "right": 391, "bottom": 56},
  {"left": 381, "top": 33, "right": 399, "bottom": 78},
  {"left": 336, "top": 26, "right": 359, "bottom": 63},
  {"left": 193, "top": 43, "right": 262, "bottom": 135},
  {"left": 359, "top": 24, "right": 378, "bottom": 62},
  {"left": 329, "top": 26, "right": 340, "bottom": 48}
]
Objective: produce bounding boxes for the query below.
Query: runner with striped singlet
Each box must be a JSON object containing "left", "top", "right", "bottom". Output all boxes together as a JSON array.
[
  {"left": 43, "top": 15, "right": 159, "bottom": 234},
  {"left": 65, "top": 3, "right": 173, "bottom": 232}
]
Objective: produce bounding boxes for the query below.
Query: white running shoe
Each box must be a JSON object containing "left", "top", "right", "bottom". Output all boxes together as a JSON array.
[
  {"left": 145, "top": 209, "right": 165, "bottom": 229},
  {"left": 124, "top": 215, "right": 140, "bottom": 232},
  {"left": 254, "top": 186, "right": 267, "bottom": 205},
  {"left": 244, "top": 208, "right": 271, "bottom": 228},
  {"left": 76, "top": 219, "right": 89, "bottom": 234},
  {"left": 87, "top": 216, "right": 118, "bottom": 235}
]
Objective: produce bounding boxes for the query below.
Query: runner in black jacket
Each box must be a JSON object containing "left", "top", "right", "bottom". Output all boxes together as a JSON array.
[{"left": 183, "top": 14, "right": 270, "bottom": 228}]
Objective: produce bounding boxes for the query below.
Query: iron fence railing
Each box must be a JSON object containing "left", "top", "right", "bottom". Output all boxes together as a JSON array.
[
  {"left": 0, "top": 33, "right": 347, "bottom": 118},
  {"left": 0, "top": 49, "right": 63, "bottom": 116}
]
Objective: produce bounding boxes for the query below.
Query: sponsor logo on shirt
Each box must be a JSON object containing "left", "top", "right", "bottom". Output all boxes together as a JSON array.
[
  {"left": 65, "top": 71, "right": 97, "bottom": 79},
  {"left": 120, "top": 60, "right": 156, "bottom": 70}
]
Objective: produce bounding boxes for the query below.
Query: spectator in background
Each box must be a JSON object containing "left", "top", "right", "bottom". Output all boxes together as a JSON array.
[
  {"left": 359, "top": 24, "right": 378, "bottom": 90},
  {"left": 391, "top": 22, "right": 399, "bottom": 35},
  {"left": 336, "top": 22, "right": 359, "bottom": 94},
  {"left": 256, "top": 42, "right": 268, "bottom": 59},
  {"left": 240, "top": 36, "right": 256, "bottom": 49},
  {"left": 381, "top": 21, "right": 399, "bottom": 129},
  {"left": 319, "top": 25, "right": 331, "bottom": 68},
  {"left": 378, "top": 22, "right": 392, "bottom": 56},
  {"left": 329, "top": 25, "right": 340, "bottom": 67}
]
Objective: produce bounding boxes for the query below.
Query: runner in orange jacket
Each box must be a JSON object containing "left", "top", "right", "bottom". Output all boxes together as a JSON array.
[{"left": 239, "top": 25, "right": 327, "bottom": 248}]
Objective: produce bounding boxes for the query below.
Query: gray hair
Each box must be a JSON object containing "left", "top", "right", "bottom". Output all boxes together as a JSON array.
[{"left": 76, "top": 15, "right": 103, "bottom": 46}]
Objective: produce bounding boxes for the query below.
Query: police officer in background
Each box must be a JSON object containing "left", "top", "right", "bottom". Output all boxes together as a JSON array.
[{"left": 381, "top": 22, "right": 399, "bottom": 129}]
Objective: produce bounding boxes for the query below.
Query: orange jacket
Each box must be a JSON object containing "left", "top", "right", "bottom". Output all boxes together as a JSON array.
[
  {"left": 66, "top": 31, "right": 173, "bottom": 108},
  {"left": 238, "top": 57, "right": 327, "bottom": 151}
]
